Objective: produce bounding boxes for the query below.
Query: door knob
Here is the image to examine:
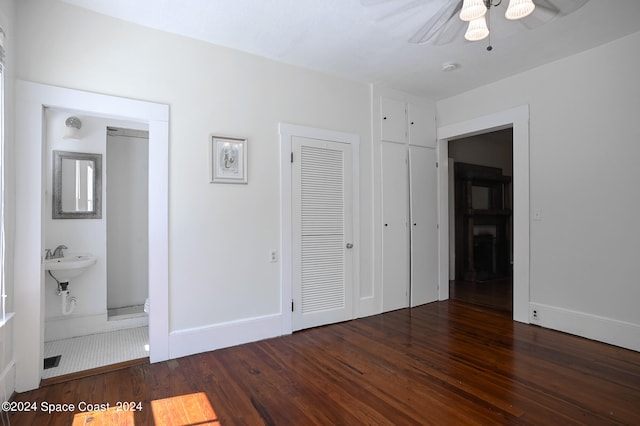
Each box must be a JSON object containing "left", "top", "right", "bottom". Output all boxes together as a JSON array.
[{"left": 346, "top": 243, "right": 354, "bottom": 249}]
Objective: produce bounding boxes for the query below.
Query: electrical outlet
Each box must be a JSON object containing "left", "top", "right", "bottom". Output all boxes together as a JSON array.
[
  {"left": 269, "top": 249, "right": 278, "bottom": 263},
  {"left": 532, "top": 309, "right": 539, "bottom": 320}
]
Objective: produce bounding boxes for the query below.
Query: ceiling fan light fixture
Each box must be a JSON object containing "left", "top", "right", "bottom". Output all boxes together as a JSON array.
[
  {"left": 505, "top": 0, "right": 536, "bottom": 20},
  {"left": 460, "top": 0, "right": 487, "bottom": 22},
  {"left": 464, "top": 16, "right": 489, "bottom": 41}
]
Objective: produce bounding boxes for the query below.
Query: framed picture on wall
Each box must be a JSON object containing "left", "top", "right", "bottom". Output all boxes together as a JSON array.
[{"left": 210, "top": 135, "right": 248, "bottom": 184}]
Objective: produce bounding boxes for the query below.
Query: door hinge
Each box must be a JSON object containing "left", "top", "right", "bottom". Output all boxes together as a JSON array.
[
  {"left": 436, "top": 162, "right": 439, "bottom": 168},
  {"left": 291, "top": 299, "right": 294, "bottom": 312},
  {"left": 291, "top": 152, "right": 294, "bottom": 163}
]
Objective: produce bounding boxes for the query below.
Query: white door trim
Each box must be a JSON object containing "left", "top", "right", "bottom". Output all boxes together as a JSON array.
[
  {"left": 14, "top": 81, "right": 169, "bottom": 391},
  {"left": 279, "top": 123, "right": 360, "bottom": 334},
  {"left": 437, "top": 105, "right": 530, "bottom": 323}
]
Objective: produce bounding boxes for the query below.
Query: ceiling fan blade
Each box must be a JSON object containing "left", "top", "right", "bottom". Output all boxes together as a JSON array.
[
  {"left": 532, "top": 0, "right": 561, "bottom": 15},
  {"left": 372, "top": 0, "right": 434, "bottom": 23},
  {"left": 409, "top": 0, "right": 462, "bottom": 44},
  {"left": 519, "top": 0, "right": 589, "bottom": 30},
  {"left": 537, "top": 0, "right": 589, "bottom": 16}
]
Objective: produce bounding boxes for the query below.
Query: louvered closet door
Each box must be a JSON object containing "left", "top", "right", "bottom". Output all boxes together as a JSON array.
[{"left": 292, "top": 136, "right": 353, "bottom": 331}]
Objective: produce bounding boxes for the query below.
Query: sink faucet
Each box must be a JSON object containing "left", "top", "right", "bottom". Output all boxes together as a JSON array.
[{"left": 52, "top": 245, "right": 68, "bottom": 259}]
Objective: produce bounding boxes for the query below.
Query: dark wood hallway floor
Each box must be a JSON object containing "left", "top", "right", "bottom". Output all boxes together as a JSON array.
[
  {"left": 450, "top": 278, "right": 513, "bottom": 312},
  {"left": 8, "top": 300, "right": 640, "bottom": 425}
]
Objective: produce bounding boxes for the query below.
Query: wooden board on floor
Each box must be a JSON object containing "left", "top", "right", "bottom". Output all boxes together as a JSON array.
[{"left": 40, "top": 357, "right": 149, "bottom": 387}]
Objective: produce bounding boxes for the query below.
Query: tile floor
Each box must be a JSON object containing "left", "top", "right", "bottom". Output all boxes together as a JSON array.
[{"left": 42, "top": 326, "right": 149, "bottom": 379}]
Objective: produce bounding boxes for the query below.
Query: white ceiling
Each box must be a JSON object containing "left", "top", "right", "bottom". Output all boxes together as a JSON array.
[{"left": 60, "top": 0, "right": 640, "bottom": 100}]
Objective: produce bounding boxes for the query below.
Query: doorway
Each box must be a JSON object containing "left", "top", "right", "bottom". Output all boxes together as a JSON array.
[
  {"left": 279, "top": 123, "right": 360, "bottom": 334},
  {"left": 436, "top": 105, "right": 530, "bottom": 324},
  {"left": 14, "top": 81, "right": 169, "bottom": 392},
  {"left": 449, "top": 129, "right": 513, "bottom": 312},
  {"left": 291, "top": 136, "right": 354, "bottom": 331},
  {"left": 40, "top": 112, "right": 152, "bottom": 383}
]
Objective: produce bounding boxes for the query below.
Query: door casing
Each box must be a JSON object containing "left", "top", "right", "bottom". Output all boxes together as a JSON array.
[
  {"left": 437, "top": 105, "right": 530, "bottom": 323},
  {"left": 291, "top": 136, "right": 354, "bottom": 331},
  {"left": 279, "top": 123, "right": 360, "bottom": 334}
]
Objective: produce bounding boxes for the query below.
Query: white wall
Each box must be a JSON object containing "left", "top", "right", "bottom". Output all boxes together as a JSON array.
[
  {"left": 438, "top": 31, "right": 640, "bottom": 351},
  {"left": 107, "top": 132, "right": 149, "bottom": 310},
  {"left": 15, "top": 0, "right": 373, "bottom": 355},
  {"left": 0, "top": 0, "right": 16, "bottom": 403}
]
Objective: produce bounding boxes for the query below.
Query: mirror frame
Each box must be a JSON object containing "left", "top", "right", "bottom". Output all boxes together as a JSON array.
[{"left": 52, "top": 150, "right": 102, "bottom": 219}]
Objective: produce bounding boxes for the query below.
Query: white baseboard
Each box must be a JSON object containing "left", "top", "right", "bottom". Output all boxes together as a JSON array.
[
  {"left": 169, "top": 314, "right": 282, "bottom": 359},
  {"left": 529, "top": 303, "right": 640, "bottom": 352},
  {"left": 45, "top": 312, "right": 149, "bottom": 341},
  {"left": 0, "top": 315, "right": 15, "bottom": 402}
]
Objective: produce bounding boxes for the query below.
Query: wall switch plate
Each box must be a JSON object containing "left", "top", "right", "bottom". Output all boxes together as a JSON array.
[{"left": 270, "top": 249, "right": 278, "bottom": 263}]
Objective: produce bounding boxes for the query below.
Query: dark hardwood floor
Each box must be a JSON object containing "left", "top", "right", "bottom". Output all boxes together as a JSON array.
[
  {"left": 450, "top": 278, "right": 513, "bottom": 312},
  {"left": 8, "top": 300, "right": 640, "bottom": 425}
]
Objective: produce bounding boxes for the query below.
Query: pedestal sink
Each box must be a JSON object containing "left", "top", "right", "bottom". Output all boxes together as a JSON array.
[{"left": 44, "top": 253, "right": 97, "bottom": 282}]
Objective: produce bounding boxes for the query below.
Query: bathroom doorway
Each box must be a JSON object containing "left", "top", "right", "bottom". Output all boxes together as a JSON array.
[
  {"left": 41, "top": 111, "right": 150, "bottom": 383},
  {"left": 15, "top": 81, "right": 169, "bottom": 392}
]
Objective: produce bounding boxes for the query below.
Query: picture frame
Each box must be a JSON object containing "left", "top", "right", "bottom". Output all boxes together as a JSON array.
[{"left": 210, "top": 135, "right": 248, "bottom": 184}]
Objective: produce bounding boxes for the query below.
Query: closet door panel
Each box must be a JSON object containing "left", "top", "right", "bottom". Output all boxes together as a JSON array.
[
  {"left": 381, "top": 142, "right": 410, "bottom": 311},
  {"left": 408, "top": 102, "right": 436, "bottom": 148},
  {"left": 380, "top": 97, "right": 406, "bottom": 143},
  {"left": 409, "top": 146, "right": 439, "bottom": 306}
]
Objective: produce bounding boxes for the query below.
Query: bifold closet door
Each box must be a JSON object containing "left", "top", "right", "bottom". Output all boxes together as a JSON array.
[
  {"left": 381, "top": 141, "right": 410, "bottom": 311},
  {"left": 291, "top": 136, "right": 354, "bottom": 331},
  {"left": 409, "top": 145, "right": 439, "bottom": 307}
]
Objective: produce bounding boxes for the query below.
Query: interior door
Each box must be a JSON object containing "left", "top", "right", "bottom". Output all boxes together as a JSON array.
[
  {"left": 291, "top": 136, "right": 354, "bottom": 331},
  {"left": 409, "top": 145, "right": 439, "bottom": 306},
  {"left": 381, "top": 141, "right": 410, "bottom": 311}
]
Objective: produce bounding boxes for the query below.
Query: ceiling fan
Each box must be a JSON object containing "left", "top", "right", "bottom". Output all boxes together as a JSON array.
[{"left": 361, "top": 0, "right": 589, "bottom": 46}]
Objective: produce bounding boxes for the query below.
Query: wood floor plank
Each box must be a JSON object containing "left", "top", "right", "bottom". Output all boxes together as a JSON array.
[{"left": 8, "top": 300, "right": 640, "bottom": 425}]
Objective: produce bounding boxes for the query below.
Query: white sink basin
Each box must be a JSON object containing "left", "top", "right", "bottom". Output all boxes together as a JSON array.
[{"left": 45, "top": 253, "right": 97, "bottom": 282}]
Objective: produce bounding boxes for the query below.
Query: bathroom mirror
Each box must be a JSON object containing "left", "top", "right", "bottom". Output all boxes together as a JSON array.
[{"left": 53, "top": 150, "right": 102, "bottom": 219}]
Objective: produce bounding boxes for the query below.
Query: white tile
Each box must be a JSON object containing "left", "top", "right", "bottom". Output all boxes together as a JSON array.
[{"left": 42, "top": 327, "right": 149, "bottom": 379}]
